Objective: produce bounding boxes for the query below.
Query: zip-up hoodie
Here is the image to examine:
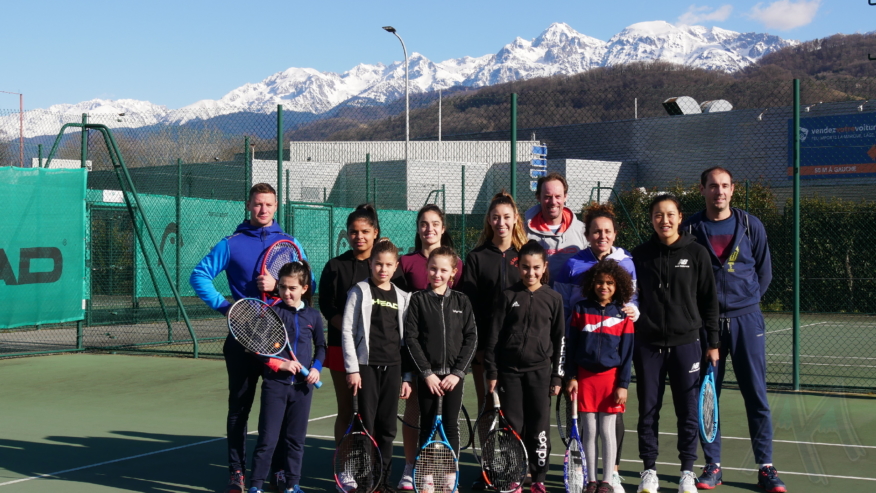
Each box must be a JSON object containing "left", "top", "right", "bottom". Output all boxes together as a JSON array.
[
  {"left": 189, "top": 220, "right": 310, "bottom": 314},
  {"left": 264, "top": 302, "right": 326, "bottom": 385},
  {"left": 485, "top": 282, "right": 565, "bottom": 387},
  {"left": 565, "top": 299, "right": 634, "bottom": 388},
  {"left": 632, "top": 232, "right": 720, "bottom": 348},
  {"left": 341, "top": 280, "right": 411, "bottom": 377},
  {"left": 524, "top": 205, "right": 587, "bottom": 285},
  {"left": 404, "top": 288, "right": 478, "bottom": 380},
  {"left": 682, "top": 208, "right": 772, "bottom": 317},
  {"left": 459, "top": 243, "right": 520, "bottom": 350},
  {"left": 553, "top": 246, "right": 639, "bottom": 322},
  {"left": 398, "top": 250, "right": 464, "bottom": 292}
]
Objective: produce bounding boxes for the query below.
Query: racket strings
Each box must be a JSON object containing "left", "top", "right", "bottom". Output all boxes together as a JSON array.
[
  {"left": 414, "top": 441, "right": 457, "bottom": 493},
  {"left": 228, "top": 300, "right": 286, "bottom": 354},
  {"left": 335, "top": 434, "right": 381, "bottom": 492},
  {"left": 565, "top": 439, "right": 585, "bottom": 493},
  {"left": 482, "top": 430, "right": 527, "bottom": 492},
  {"left": 265, "top": 244, "right": 300, "bottom": 278},
  {"left": 473, "top": 410, "right": 497, "bottom": 461},
  {"left": 702, "top": 383, "right": 717, "bottom": 437}
]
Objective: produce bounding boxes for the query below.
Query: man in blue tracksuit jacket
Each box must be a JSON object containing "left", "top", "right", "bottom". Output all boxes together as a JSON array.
[
  {"left": 189, "top": 183, "right": 311, "bottom": 493},
  {"left": 683, "top": 167, "right": 786, "bottom": 493}
]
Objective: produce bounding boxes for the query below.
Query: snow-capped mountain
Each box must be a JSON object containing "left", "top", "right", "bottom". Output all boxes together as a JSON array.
[{"left": 3, "top": 21, "right": 795, "bottom": 138}]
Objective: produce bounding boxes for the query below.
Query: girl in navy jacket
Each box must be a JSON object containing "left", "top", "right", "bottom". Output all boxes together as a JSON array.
[
  {"left": 249, "top": 261, "right": 325, "bottom": 493},
  {"left": 565, "top": 259, "right": 634, "bottom": 493}
]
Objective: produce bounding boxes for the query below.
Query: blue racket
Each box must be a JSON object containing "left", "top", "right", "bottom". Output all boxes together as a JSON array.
[
  {"left": 414, "top": 395, "right": 459, "bottom": 493},
  {"left": 699, "top": 362, "right": 718, "bottom": 443},
  {"left": 226, "top": 297, "right": 322, "bottom": 388},
  {"left": 564, "top": 391, "right": 587, "bottom": 493}
]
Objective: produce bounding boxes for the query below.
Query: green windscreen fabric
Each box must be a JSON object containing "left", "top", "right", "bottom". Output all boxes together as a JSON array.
[{"left": 0, "top": 167, "right": 86, "bottom": 328}]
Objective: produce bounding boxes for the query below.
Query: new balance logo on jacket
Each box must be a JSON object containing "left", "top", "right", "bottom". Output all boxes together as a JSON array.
[
  {"left": 676, "top": 259, "right": 690, "bottom": 268},
  {"left": 690, "top": 362, "right": 700, "bottom": 373}
]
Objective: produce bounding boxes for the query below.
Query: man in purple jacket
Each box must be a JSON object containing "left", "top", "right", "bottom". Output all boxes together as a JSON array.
[
  {"left": 190, "top": 183, "right": 310, "bottom": 493},
  {"left": 683, "top": 167, "right": 786, "bottom": 493}
]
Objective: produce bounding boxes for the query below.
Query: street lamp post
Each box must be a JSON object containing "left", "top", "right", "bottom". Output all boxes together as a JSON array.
[{"left": 382, "top": 26, "right": 409, "bottom": 166}]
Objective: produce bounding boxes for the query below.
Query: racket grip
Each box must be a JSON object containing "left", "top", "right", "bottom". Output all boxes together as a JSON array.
[
  {"left": 299, "top": 367, "right": 310, "bottom": 377},
  {"left": 314, "top": 380, "right": 323, "bottom": 389}
]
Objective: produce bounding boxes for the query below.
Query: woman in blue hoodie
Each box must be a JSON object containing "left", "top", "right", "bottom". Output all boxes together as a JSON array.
[{"left": 190, "top": 183, "right": 311, "bottom": 493}]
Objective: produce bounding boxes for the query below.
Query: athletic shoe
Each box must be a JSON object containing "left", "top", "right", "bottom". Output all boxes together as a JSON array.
[
  {"left": 637, "top": 470, "right": 659, "bottom": 493},
  {"left": 272, "top": 470, "right": 287, "bottom": 492},
  {"left": 509, "top": 483, "right": 522, "bottom": 493},
  {"left": 610, "top": 472, "right": 626, "bottom": 493},
  {"left": 398, "top": 463, "right": 415, "bottom": 491},
  {"left": 695, "top": 464, "right": 722, "bottom": 490},
  {"left": 284, "top": 486, "right": 303, "bottom": 493},
  {"left": 597, "top": 482, "right": 616, "bottom": 493},
  {"left": 422, "top": 474, "right": 435, "bottom": 493},
  {"left": 248, "top": 488, "right": 264, "bottom": 493},
  {"left": 531, "top": 482, "right": 547, "bottom": 493},
  {"left": 678, "top": 471, "right": 698, "bottom": 493},
  {"left": 444, "top": 473, "right": 457, "bottom": 493},
  {"left": 586, "top": 481, "right": 600, "bottom": 493},
  {"left": 757, "top": 466, "right": 787, "bottom": 493},
  {"left": 338, "top": 472, "right": 358, "bottom": 493},
  {"left": 226, "top": 470, "right": 245, "bottom": 493},
  {"left": 470, "top": 479, "right": 487, "bottom": 491}
]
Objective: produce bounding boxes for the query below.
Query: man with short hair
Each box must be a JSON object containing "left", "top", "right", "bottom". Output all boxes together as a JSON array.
[
  {"left": 683, "top": 167, "right": 786, "bottom": 493},
  {"left": 190, "top": 183, "right": 312, "bottom": 493},
  {"left": 524, "top": 172, "right": 587, "bottom": 284}
]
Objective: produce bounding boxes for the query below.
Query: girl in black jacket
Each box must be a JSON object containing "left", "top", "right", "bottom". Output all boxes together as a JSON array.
[
  {"left": 459, "top": 191, "right": 527, "bottom": 442},
  {"left": 631, "top": 194, "right": 720, "bottom": 493},
  {"left": 404, "top": 246, "right": 478, "bottom": 474},
  {"left": 485, "top": 240, "right": 564, "bottom": 493}
]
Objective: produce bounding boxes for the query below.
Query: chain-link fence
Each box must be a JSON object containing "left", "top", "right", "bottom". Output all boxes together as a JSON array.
[{"left": 2, "top": 73, "right": 874, "bottom": 392}]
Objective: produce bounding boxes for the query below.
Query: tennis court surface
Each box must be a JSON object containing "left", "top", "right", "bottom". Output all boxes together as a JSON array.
[{"left": 1, "top": 354, "right": 873, "bottom": 493}]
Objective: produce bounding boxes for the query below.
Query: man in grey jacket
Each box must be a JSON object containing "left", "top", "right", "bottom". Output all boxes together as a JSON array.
[{"left": 524, "top": 172, "right": 587, "bottom": 285}]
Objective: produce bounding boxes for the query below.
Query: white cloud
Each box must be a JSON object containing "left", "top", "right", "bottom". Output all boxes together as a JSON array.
[
  {"left": 747, "top": 0, "right": 821, "bottom": 30},
  {"left": 677, "top": 4, "right": 733, "bottom": 25}
]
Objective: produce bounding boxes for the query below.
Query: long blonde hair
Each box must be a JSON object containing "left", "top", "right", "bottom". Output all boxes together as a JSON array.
[{"left": 477, "top": 191, "right": 528, "bottom": 250}]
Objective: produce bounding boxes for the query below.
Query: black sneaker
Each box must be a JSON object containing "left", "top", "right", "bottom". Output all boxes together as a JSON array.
[
  {"left": 471, "top": 479, "right": 487, "bottom": 491},
  {"left": 757, "top": 466, "right": 786, "bottom": 493},
  {"left": 226, "top": 470, "right": 245, "bottom": 493},
  {"left": 696, "top": 464, "right": 722, "bottom": 490}
]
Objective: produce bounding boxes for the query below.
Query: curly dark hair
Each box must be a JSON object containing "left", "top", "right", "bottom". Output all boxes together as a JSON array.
[{"left": 581, "top": 259, "right": 635, "bottom": 305}]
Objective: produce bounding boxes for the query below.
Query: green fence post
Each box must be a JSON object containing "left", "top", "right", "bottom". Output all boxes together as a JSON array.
[
  {"left": 792, "top": 79, "right": 801, "bottom": 391},
  {"left": 286, "top": 169, "right": 291, "bottom": 233},
  {"left": 175, "top": 158, "right": 182, "bottom": 327},
  {"left": 277, "top": 104, "right": 284, "bottom": 231},
  {"left": 37, "top": 144, "right": 42, "bottom": 167},
  {"left": 441, "top": 184, "right": 446, "bottom": 213},
  {"left": 597, "top": 181, "right": 601, "bottom": 203},
  {"left": 461, "top": 165, "right": 466, "bottom": 255},
  {"left": 81, "top": 114, "right": 87, "bottom": 169},
  {"left": 366, "top": 153, "right": 371, "bottom": 204},
  {"left": 510, "top": 93, "right": 517, "bottom": 201},
  {"left": 244, "top": 136, "right": 251, "bottom": 221}
]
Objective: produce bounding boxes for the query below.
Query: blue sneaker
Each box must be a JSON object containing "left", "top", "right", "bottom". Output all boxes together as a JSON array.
[
  {"left": 757, "top": 466, "right": 786, "bottom": 493},
  {"left": 249, "top": 487, "right": 264, "bottom": 493},
  {"left": 284, "top": 485, "right": 304, "bottom": 493},
  {"left": 695, "top": 464, "right": 722, "bottom": 489}
]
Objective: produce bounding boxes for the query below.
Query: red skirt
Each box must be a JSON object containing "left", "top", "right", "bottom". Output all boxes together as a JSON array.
[
  {"left": 324, "top": 345, "right": 345, "bottom": 372},
  {"left": 577, "top": 367, "right": 625, "bottom": 414}
]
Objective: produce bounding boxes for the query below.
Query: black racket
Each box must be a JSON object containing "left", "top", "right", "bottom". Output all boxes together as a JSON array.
[
  {"left": 480, "top": 392, "right": 528, "bottom": 493},
  {"left": 334, "top": 394, "right": 383, "bottom": 493},
  {"left": 413, "top": 395, "right": 459, "bottom": 493},
  {"left": 699, "top": 362, "right": 719, "bottom": 443},
  {"left": 226, "top": 297, "right": 321, "bottom": 388},
  {"left": 556, "top": 392, "right": 573, "bottom": 447},
  {"left": 458, "top": 404, "right": 473, "bottom": 451},
  {"left": 473, "top": 398, "right": 498, "bottom": 465}
]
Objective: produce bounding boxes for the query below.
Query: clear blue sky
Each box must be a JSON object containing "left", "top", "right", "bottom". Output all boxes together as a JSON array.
[{"left": 0, "top": 0, "right": 867, "bottom": 110}]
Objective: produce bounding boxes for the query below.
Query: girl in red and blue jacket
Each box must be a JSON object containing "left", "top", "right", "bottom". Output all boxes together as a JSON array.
[
  {"left": 249, "top": 261, "right": 325, "bottom": 493},
  {"left": 565, "top": 259, "right": 635, "bottom": 493}
]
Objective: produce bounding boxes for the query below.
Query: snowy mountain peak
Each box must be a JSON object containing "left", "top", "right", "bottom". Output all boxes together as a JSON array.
[{"left": 6, "top": 21, "right": 798, "bottom": 138}]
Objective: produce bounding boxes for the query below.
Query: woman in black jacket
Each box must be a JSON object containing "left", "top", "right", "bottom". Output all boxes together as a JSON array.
[{"left": 631, "top": 194, "right": 720, "bottom": 493}]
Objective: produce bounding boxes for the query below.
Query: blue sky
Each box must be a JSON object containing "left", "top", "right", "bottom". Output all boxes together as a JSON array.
[{"left": 0, "top": 0, "right": 868, "bottom": 110}]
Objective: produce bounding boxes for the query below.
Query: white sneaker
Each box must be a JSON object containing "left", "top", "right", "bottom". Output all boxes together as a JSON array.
[
  {"left": 422, "top": 474, "right": 435, "bottom": 493},
  {"left": 444, "top": 472, "right": 457, "bottom": 493},
  {"left": 678, "top": 471, "right": 698, "bottom": 493},
  {"left": 397, "top": 463, "right": 414, "bottom": 491},
  {"left": 611, "top": 472, "right": 625, "bottom": 493},
  {"left": 338, "top": 472, "right": 357, "bottom": 493},
  {"left": 637, "top": 470, "right": 659, "bottom": 493}
]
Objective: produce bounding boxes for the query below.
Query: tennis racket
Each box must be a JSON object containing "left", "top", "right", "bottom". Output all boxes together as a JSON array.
[
  {"left": 458, "top": 404, "right": 473, "bottom": 451},
  {"left": 334, "top": 393, "right": 383, "bottom": 493},
  {"left": 564, "top": 391, "right": 587, "bottom": 493},
  {"left": 226, "top": 298, "right": 322, "bottom": 388},
  {"left": 472, "top": 398, "right": 497, "bottom": 465},
  {"left": 261, "top": 239, "right": 303, "bottom": 302},
  {"left": 556, "top": 392, "right": 573, "bottom": 447},
  {"left": 413, "top": 395, "right": 459, "bottom": 493},
  {"left": 699, "top": 362, "right": 719, "bottom": 443},
  {"left": 399, "top": 397, "right": 472, "bottom": 452},
  {"left": 480, "top": 391, "right": 528, "bottom": 493}
]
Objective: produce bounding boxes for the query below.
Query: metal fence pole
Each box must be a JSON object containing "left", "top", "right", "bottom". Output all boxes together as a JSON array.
[
  {"left": 510, "top": 93, "right": 517, "bottom": 200},
  {"left": 37, "top": 144, "right": 42, "bottom": 167},
  {"left": 792, "top": 79, "right": 801, "bottom": 391},
  {"left": 244, "top": 136, "right": 250, "bottom": 221},
  {"left": 277, "top": 104, "right": 284, "bottom": 231},
  {"left": 81, "top": 114, "right": 87, "bottom": 169},
  {"left": 366, "top": 153, "right": 371, "bottom": 204},
  {"left": 461, "top": 165, "right": 466, "bottom": 255},
  {"left": 176, "top": 158, "right": 182, "bottom": 326}
]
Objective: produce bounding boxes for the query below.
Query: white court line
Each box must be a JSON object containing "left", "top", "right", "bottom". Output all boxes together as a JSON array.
[
  {"left": 767, "top": 354, "right": 876, "bottom": 361},
  {"left": 0, "top": 414, "right": 338, "bottom": 488},
  {"left": 766, "top": 322, "right": 827, "bottom": 334}
]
